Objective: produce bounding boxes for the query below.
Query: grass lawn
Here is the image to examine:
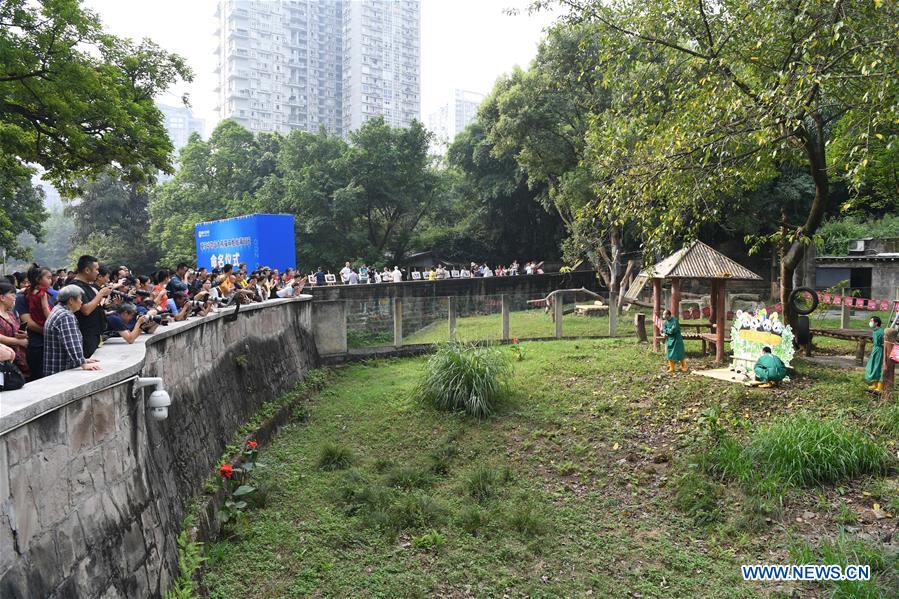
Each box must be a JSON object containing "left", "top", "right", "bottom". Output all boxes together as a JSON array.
[{"left": 200, "top": 339, "right": 897, "bottom": 598}]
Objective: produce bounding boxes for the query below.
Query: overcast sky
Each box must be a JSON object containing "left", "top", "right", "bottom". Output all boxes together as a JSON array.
[{"left": 82, "top": 0, "right": 558, "bottom": 135}]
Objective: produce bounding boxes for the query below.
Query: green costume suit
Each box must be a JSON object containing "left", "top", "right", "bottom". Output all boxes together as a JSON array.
[
  {"left": 662, "top": 317, "right": 685, "bottom": 361},
  {"left": 865, "top": 326, "right": 883, "bottom": 382},
  {"left": 754, "top": 353, "right": 787, "bottom": 382}
]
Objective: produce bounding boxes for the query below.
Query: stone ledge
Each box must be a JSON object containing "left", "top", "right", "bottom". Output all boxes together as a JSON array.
[{"left": 0, "top": 296, "right": 313, "bottom": 436}]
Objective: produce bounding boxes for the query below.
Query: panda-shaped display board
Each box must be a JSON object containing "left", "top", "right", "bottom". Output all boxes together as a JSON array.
[{"left": 730, "top": 308, "right": 795, "bottom": 372}]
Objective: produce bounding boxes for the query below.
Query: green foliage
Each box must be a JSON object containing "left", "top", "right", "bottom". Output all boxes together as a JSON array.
[
  {"left": 317, "top": 443, "right": 355, "bottom": 471},
  {"left": 458, "top": 506, "right": 490, "bottom": 536},
  {"left": 673, "top": 469, "right": 723, "bottom": 526},
  {"left": 389, "top": 493, "right": 447, "bottom": 531},
  {"left": 465, "top": 465, "right": 503, "bottom": 503},
  {"left": 789, "top": 533, "right": 898, "bottom": 599},
  {"left": 64, "top": 173, "right": 159, "bottom": 272},
  {"left": 507, "top": 500, "right": 545, "bottom": 538},
  {"left": 426, "top": 444, "right": 458, "bottom": 475},
  {"left": 0, "top": 174, "right": 46, "bottom": 260},
  {"left": 416, "top": 342, "right": 511, "bottom": 419},
  {"left": 384, "top": 465, "right": 433, "bottom": 490},
  {"left": 164, "top": 517, "right": 205, "bottom": 599},
  {"left": 411, "top": 529, "right": 447, "bottom": 551},
  {"left": 817, "top": 215, "right": 899, "bottom": 255},
  {"left": 1, "top": 0, "right": 191, "bottom": 195},
  {"left": 747, "top": 415, "right": 891, "bottom": 487}
]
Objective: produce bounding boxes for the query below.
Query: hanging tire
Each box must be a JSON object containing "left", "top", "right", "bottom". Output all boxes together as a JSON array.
[{"left": 789, "top": 287, "right": 819, "bottom": 316}]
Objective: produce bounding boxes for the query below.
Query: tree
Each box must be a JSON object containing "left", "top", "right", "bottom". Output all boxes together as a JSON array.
[
  {"left": 1, "top": 174, "right": 45, "bottom": 260},
  {"left": 546, "top": 0, "right": 899, "bottom": 324},
  {"left": 66, "top": 173, "right": 159, "bottom": 271},
  {"left": 444, "top": 121, "right": 565, "bottom": 265},
  {"left": 148, "top": 122, "right": 279, "bottom": 265},
  {"left": 480, "top": 23, "right": 632, "bottom": 296},
  {"left": 344, "top": 117, "right": 443, "bottom": 263},
  {"left": 0, "top": 0, "right": 192, "bottom": 191}
]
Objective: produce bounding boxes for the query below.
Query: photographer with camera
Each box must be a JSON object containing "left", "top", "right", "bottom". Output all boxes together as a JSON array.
[
  {"left": 106, "top": 303, "right": 150, "bottom": 344},
  {"left": 165, "top": 291, "right": 195, "bottom": 321},
  {"left": 276, "top": 275, "right": 307, "bottom": 298},
  {"left": 167, "top": 262, "right": 190, "bottom": 296},
  {"left": 72, "top": 255, "right": 123, "bottom": 358}
]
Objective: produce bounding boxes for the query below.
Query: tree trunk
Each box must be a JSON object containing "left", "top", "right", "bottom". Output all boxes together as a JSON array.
[{"left": 781, "top": 122, "right": 829, "bottom": 327}]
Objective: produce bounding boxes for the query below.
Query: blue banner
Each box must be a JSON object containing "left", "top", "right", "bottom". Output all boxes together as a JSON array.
[{"left": 195, "top": 214, "right": 296, "bottom": 271}]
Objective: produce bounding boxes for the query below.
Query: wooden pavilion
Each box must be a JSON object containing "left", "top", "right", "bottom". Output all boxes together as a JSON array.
[{"left": 640, "top": 241, "right": 763, "bottom": 364}]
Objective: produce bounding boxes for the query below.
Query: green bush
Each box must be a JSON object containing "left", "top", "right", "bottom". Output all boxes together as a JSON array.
[
  {"left": 389, "top": 493, "right": 446, "bottom": 531},
  {"left": 507, "top": 501, "right": 545, "bottom": 538},
  {"left": 411, "top": 529, "right": 447, "bottom": 551},
  {"left": 416, "top": 341, "right": 511, "bottom": 419},
  {"left": 384, "top": 465, "right": 432, "bottom": 490},
  {"left": 466, "top": 465, "right": 501, "bottom": 503},
  {"left": 458, "top": 506, "right": 490, "bottom": 536},
  {"left": 790, "top": 533, "right": 897, "bottom": 599},
  {"left": 747, "top": 415, "right": 890, "bottom": 486},
  {"left": 427, "top": 444, "right": 458, "bottom": 475},
  {"left": 317, "top": 443, "right": 355, "bottom": 471}
]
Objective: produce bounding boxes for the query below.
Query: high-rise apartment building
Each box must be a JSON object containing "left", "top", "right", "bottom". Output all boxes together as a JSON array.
[
  {"left": 427, "top": 89, "right": 485, "bottom": 154},
  {"left": 215, "top": 0, "right": 419, "bottom": 137},
  {"left": 215, "top": 0, "right": 343, "bottom": 135},
  {"left": 342, "top": 0, "right": 420, "bottom": 136},
  {"left": 157, "top": 103, "right": 206, "bottom": 150}
]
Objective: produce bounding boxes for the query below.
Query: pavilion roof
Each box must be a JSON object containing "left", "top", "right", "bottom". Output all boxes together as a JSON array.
[{"left": 640, "top": 240, "right": 762, "bottom": 281}]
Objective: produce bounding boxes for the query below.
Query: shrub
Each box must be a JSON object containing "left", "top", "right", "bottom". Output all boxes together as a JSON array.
[
  {"left": 466, "top": 465, "right": 501, "bottom": 503},
  {"left": 507, "top": 501, "right": 545, "bottom": 538},
  {"left": 384, "top": 465, "right": 432, "bottom": 490},
  {"left": 458, "top": 506, "right": 489, "bottom": 536},
  {"left": 411, "top": 529, "right": 447, "bottom": 551},
  {"left": 317, "top": 443, "right": 354, "bottom": 471},
  {"left": 416, "top": 341, "right": 511, "bottom": 419},
  {"left": 427, "top": 444, "right": 458, "bottom": 475},
  {"left": 389, "top": 493, "right": 446, "bottom": 531},
  {"left": 747, "top": 415, "right": 890, "bottom": 486},
  {"left": 790, "top": 533, "right": 897, "bottom": 599}
]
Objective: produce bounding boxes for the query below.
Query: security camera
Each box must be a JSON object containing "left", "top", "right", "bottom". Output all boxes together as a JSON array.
[{"left": 133, "top": 377, "right": 173, "bottom": 422}]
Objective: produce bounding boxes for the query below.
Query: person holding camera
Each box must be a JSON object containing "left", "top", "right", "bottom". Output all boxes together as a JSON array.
[
  {"left": 72, "top": 255, "right": 122, "bottom": 358},
  {"left": 276, "top": 276, "right": 307, "bottom": 298},
  {"left": 106, "top": 303, "right": 149, "bottom": 344},
  {"left": 165, "top": 291, "right": 194, "bottom": 321},
  {"left": 44, "top": 285, "right": 101, "bottom": 375}
]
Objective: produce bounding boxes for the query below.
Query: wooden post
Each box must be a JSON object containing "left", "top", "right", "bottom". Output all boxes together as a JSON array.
[
  {"left": 715, "top": 281, "right": 726, "bottom": 364},
  {"left": 709, "top": 280, "right": 718, "bottom": 326},
  {"left": 670, "top": 279, "right": 681, "bottom": 318},
  {"left": 652, "top": 278, "right": 662, "bottom": 352},
  {"left": 855, "top": 338, "right": 866, "bottom": 366},
  {"left": 840, "top": 287, "right": 850, "bottom": 329},
  {"left": 501, "top": 294, "right": 510, "bottom": 341},
  {"left": 634, "top": 313, "right": 648, "bottom": 343},
  {"left": 881, "top": 329, "right": 896, "bottom": 399},
  {"left": 448, "top": 296, "right": 457, "bottom": 340},
  {"left": 609, "top": 291, "right": 618, "bottom": 337},
  {"left": 393, "top": 297, "right": 403, "bottom": 347},
  {"left": 554, "top": 294, "right": 564, "bottom": 339}
]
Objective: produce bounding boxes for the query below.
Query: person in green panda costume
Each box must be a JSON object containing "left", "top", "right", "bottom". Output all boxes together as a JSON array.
[
  {"left": 753, "top": 346, "right": 787, "bottom": 388},
  {"left": 661, "top": 309, "right": 687, "bottom": 373},
  {"left": 865, "top": 316, "right": 883, "bottom": 392}
]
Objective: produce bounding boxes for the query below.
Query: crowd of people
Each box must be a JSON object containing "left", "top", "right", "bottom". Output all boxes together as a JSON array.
[
  {"left": 318, "top": 260, "right": 546, "bottom": 285},
  {"left": 1, "top": 257, "right": 308, "bottom": 387}
]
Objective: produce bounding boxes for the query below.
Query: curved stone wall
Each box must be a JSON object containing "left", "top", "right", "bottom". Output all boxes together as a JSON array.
[{"left": 0, "top": 298, "right": 318, "bottom": 598}]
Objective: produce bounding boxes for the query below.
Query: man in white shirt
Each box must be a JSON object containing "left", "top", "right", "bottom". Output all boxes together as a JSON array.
[
  {"left": 339, "top": 262, "right": 352, "bottom": 283},
  {"left": 482, "top": 264, "right": 493, "bottom": 277},
  {"left": 392, "top": 266, "right": 402, "bottom": 282},
  {"left": 348, "top": 270, "right": 359, "bottom": 284}
]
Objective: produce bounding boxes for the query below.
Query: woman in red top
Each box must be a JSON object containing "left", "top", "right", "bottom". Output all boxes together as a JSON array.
[{"left": 25, "top": 265, "right": 52, "bottom": 378}]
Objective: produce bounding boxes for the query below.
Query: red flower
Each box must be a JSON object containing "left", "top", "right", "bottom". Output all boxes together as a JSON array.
[
  {"left": 219, "top": 463, "right": 234, "bottom": 479},
  {"left": 246, "top": 440, "right": 257, "bottom": 450},
  {"left": 512, "top": 337, "right": 519, "bottom": 344}
]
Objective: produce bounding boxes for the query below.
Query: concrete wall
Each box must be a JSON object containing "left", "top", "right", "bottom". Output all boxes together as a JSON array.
[
  {"left": 306, "top": 270, "right": 602, "bottom": 302},
  {"left": 0, "top": 297, "right": 318, "bottom": 598}
]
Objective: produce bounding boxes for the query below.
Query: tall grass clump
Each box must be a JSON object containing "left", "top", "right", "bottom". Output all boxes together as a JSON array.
[
  {"left": 747, "top": 415, "right": 890, "bottom": 486},
  {"left": 317, "top": 442, "right": 355, "bottom": 471},
  {"left": 416, "top": 341, "right": 511, "bottom": 419}
]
